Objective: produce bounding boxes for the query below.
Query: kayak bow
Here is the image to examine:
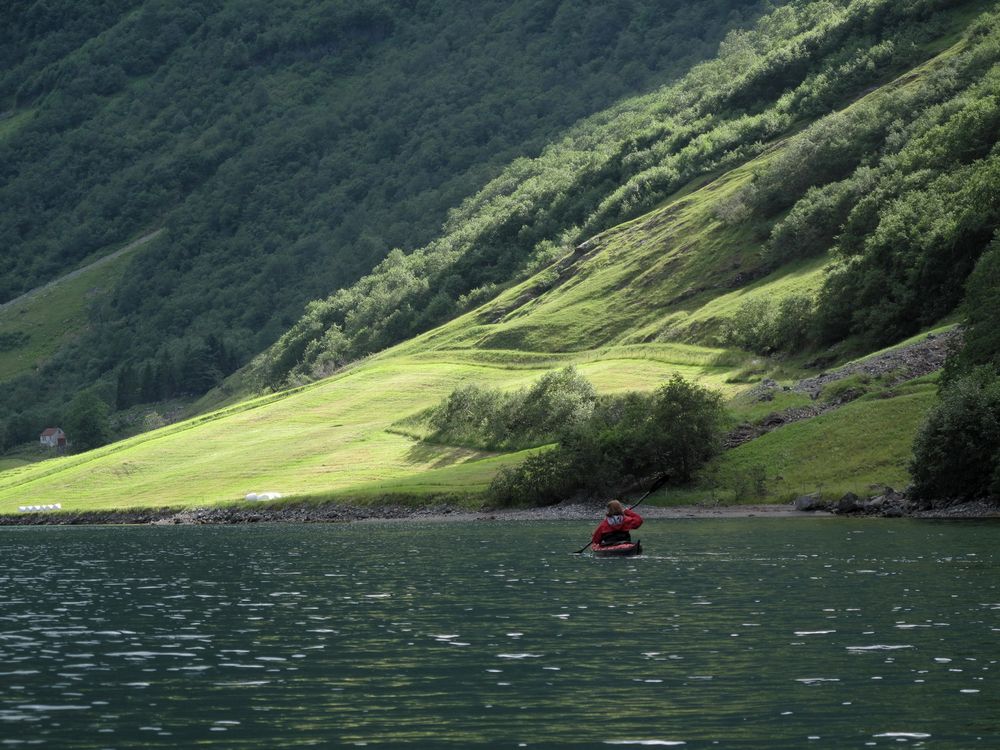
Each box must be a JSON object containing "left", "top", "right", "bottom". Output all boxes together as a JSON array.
[{"left": 590, "top": 539, "right": 642, "bottom": 557}]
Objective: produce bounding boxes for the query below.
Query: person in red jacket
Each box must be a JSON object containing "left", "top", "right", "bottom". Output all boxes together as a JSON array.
[{"left": 591, "top": 499, "right": 643, "bottom": 546}]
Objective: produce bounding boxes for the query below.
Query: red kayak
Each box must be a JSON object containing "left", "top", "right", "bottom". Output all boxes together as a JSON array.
[{"left": 590, "top": 539, "right": 642, "bottom": 557}]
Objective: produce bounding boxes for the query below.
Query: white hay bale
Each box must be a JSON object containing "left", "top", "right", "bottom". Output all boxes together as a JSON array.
[{"left": 246, "top": 492, "right": 282, "bottom": 501}]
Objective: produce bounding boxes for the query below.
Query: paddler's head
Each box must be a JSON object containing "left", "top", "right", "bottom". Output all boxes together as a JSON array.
[{"left": 606, "top": 500, "right": 625, "bottom": 516}]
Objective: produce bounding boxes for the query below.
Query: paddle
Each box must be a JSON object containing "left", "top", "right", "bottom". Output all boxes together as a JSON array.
[{"left": 573, "top": 473, "right": 670, "bottom": 554}]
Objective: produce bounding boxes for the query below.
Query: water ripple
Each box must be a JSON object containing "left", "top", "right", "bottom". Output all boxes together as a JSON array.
[{"left": 0, "top": 520, "right": 995, "bottom": 748}]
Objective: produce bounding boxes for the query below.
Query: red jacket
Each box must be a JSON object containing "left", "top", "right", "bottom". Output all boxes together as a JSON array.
[{"left": 591, "top": 508, "right": 643, "bottom": 544}]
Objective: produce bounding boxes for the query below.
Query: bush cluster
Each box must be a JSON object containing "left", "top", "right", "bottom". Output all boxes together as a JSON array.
[
  {"left": 910, "top": 367, "right": 1000, "bottom": 505},
  {"left": 484, "top": 373, "right": 726, "bottom": 505},
  {"left": 427, "top": 367, "right": 597, "bottom": 451},
  {"left": 720, "top": 294, "right": 815, "bottom": 354}
]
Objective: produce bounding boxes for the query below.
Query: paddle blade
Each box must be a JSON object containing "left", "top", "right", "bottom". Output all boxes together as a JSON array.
[{"left": 647, "top": 473, "right": 670, "bottom": 494}]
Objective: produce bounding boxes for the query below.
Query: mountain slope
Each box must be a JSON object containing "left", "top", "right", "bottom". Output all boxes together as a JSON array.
[
  {"left": 254, "top": 0, "right": 991, "bottom": 388},
  {"left": 0, "top": 0, "right": 778, "bottom": 440},
  {"left": 1, "top": 0, "right": 998, "bottom": 513}
]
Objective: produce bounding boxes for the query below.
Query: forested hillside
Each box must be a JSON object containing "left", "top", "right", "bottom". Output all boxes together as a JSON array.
[
  {"left": 256, "top": 0, "right": 997, "bottom": 388},
  {"left": 0, "top": 0, "right": 777, "bottom": 447}
]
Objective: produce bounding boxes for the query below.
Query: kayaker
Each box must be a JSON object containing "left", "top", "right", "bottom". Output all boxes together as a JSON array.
[{"left": 591, "top": 499, "right": 643, "bottom": 546}]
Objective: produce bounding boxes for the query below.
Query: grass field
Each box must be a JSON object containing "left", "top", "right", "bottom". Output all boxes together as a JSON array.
[
  {"left": 709, "top": 384, "right": 937, "bottom": 502},
  {"left": 0, "top": 261, "right": 126, "bottom": 384},
  {"left": 0, "top": 344, "right": 746, "bottom": 513},
  {"left": 0, "top": 108, "right": 33, "bottom": 143}
]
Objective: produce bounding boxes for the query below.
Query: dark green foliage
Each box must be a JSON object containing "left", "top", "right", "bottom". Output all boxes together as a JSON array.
[
  {"left": 261, "top": 0, "right": 984, "bottom": 387},
  {"left": 764, "top": 169, "right": 877, "bottom": 264},
  {"left": 489, "top": 374, "right": 726, "bottom": 505},
  {"left": 912, "top": 235, "right": 1000, "bottom": 506},
  {"left": 65, "top": 390, "right": 112, "bottom": 453},
  {"left": 0, "top": 331, "right": 29, "bottom": 352},
  {"left": 910, "top": 367, "right": 1000, "bottom": 505},
  {"left": 721, "top": 298, "right": 777, "bottom": 354},
  {"left": 721, "top": 294, "right": 816, "bottom": 354},
  {"left": 487, "top": 449, "right": 577, "bottom": 508},
  {"left": 2, "top": 0, "right": 776, "bottom": 421},
  {"left": 944, "top": 234, "right": 1000, "bottom": 379},
  {"left": 112, "top": 334, "right": 239, "bottom": 409},
  {"left": 816, "top": 153, "right": 1000, "bottom": 346},
  {"left": 707, "top": 10, "right": 1000, "bottom": 352}
]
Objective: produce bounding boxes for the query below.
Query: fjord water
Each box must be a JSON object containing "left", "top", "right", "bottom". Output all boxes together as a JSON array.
[{"left": 1, "top": 519, "right": 997, "bottom": 749}]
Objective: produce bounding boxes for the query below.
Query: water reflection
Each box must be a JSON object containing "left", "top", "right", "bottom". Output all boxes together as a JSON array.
[{"left": 0, "top": 519, "right": 997, "bottom": 748}]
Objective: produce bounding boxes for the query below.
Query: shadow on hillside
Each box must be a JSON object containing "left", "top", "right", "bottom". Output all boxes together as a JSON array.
[{"left": 402, "top": 439, "right": 483, "bottom": 469}]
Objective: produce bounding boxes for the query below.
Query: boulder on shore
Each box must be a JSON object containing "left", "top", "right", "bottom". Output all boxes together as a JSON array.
[
  {"left": 835, "top": 492, "right": 862, "bottom": 514},
  {"left": 794, "top": 493, "right": 827, "bottom": 512}
]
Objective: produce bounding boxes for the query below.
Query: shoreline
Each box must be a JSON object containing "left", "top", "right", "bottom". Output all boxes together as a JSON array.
[{"left": 1, "top": 499, "right": 997, "bottom": 527}]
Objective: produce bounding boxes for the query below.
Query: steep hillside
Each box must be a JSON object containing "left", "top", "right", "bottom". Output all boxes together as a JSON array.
[
  {"left": 255, "top": 0, "right": 992, "bottom": 388},
  {"left": 1, "top": 0, "right": 997, "bottom": 514},
  {"left": 0, "top": 0, "right": 776, "bottom": 442}
]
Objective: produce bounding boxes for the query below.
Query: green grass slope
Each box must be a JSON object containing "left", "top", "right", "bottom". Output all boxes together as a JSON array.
[
  {"left": 1, "top": 0, "right": 780, "bottom": 429},
  {"left": 0, "top": 344, "right": 745, "bottom": 512},
  {"left": 0, "top": 231, "right": 160, "bottom": 384}
]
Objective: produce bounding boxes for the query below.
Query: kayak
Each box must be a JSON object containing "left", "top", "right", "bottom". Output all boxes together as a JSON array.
[{"left": 591, "top": 539, "right": 642, "bottom": 557}]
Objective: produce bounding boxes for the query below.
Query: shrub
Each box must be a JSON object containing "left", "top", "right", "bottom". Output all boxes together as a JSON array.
[
  {"left": 427, "top": 366, "right": 596, "bottom": 451},
  {"left": 721, "top": 294, "right": 815, "bottom": 354},
  {"left": 488, "top": 449, "right": 575, "bottom": 507},
  {"left": 488, "top": 373, "right": 726, "bottom": 504},
  {"left": 766, "top": 168, "right": 876, "bottom": 263},
  {"left": 909, "top": 367, "right": 1000, "bottom": 506},
  {"left": 721, "top": 298, "right": 776, "bottom": 353}
]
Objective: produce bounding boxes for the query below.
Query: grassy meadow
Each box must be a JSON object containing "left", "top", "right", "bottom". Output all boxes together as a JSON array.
[
  {"left": 0, "top": 343, "right": 748, "bottom": 513},
  {"left": 0, "top": 231, "right": 160, "bottom": 384}
]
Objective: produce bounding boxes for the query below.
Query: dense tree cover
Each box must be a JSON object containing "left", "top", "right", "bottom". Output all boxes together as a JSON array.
[
  {"left": 0, "top": 0, "right": 782, "bottom": 441},
  {"left": 727, "top": 8, "right": 1000, "bottom": 352},
  {"left": 909, "top": 367, "right": 1000, "bottom": 505},
  {"left": 909, "top": 235, "right": 1000, "bottom": 507},
  {"left": 0, "top": 0, "right": 780, "bottom": 446},
  {"left": 487, "top": 373, "right": 726, "bottom": 505},
  {"left": 946, "top": 235, "right": 1000, "bottom": 378},
  {"left": 257, "top": 0, "right": 985, "bottom": 388}
]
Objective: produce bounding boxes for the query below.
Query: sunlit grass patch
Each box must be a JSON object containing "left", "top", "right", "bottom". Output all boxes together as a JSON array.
[
  {"left": 0, "top": 263, "right": 127, "bottom": 383},
  {"left": 708, "top": 385, "right": 938, "bottom": 503},
  {"left": 0, "top": 108, "right": 33, "bottom": 142},
  {"left": 0, "top": 337, "right": 752, "bottom": 512}
]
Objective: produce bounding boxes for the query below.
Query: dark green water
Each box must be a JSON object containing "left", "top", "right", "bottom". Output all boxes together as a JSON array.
[{"left": 1, "top": 519, "right": 997, "bottom": 748}]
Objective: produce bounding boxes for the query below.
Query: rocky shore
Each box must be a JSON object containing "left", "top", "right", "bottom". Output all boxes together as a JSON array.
[
  {"left": 0, "top": 501, "right": 802, "bottom": 526},
  {"left": 2, "top": 494, "right": 996, "bottom": 526},
  {"left": 793, "top": 488, "right": 1000, "bottom": 519}
]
